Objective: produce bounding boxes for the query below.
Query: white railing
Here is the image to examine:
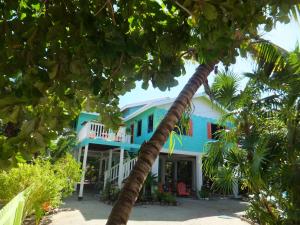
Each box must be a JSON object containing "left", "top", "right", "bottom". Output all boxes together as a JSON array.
[
  {"left": 78, "top": 121, "right": 131, "bottom": 143},
  {"left": 123, "top": 157, "right": 138, "bottom": 178},
  {"left": 103, "top": 157, "right": 138, "bottom": 188},
  {"left": 104, "top": 163, "right": 119, "bottom": 186}
]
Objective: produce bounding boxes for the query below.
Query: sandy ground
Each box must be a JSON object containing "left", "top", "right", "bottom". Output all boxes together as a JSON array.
[{"left": 46, "top": 194, "right": 249, "bottom": 225}]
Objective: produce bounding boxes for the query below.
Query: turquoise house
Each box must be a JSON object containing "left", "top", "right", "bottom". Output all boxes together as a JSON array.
[{"left": 74, "top": 94, "right": 227, "bottom": 199}]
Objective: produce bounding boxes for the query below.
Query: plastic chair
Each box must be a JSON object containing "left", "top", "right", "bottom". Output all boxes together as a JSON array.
[{"left": 177, "top": 182, "right": 190, "bottom": 196}]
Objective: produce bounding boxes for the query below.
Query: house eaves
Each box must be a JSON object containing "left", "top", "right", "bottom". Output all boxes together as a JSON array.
[
  {"left": 120, "top": 97, "right": 170, "bottom": 112},
  {"left": 123, "top": 93, "right": 229, "bottom": 122}
]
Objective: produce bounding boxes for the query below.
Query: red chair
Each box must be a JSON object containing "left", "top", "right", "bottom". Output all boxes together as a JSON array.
[
  {"left": 158, "top": 183, "right": 163, "bottom": 193},
  {"left": 177, "top": 182, "right": 190, "bottom": 196}
]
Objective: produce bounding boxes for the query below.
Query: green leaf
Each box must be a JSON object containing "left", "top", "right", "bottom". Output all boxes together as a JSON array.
[
  {"left": 9, "top": 106, "right": 21, "bottom": 123},
  {"left": 0, "top": 97, "right": 27, "bottom": 108},
  {"left": 203, "top": 3, "right": 218, "bottom": 20},
  {"left": 49, "top": 64, "right": 59, "bottom": 79},
  {"left": 19, "top": 120, "right": 36, "bottom": 137},
  {"left": 20, "top": 13, "right": 27, "bottom": 20}
]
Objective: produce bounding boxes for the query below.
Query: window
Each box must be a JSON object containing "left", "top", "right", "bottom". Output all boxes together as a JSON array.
[
  {"left": 130, "top": 124, "right": 134, "bottom": 143},
  {"left": 174, "top": 122, "right": 187, "bottom": 135},
  {"left": 207, "top": 123, "right": 225, "bottom": 140},
  {"left": 148, "top": 114, "right": 154, "bottom": 133},
  {"left": 137, "top": 120, "right": 142, "bottom": 136},
  {"left": 173, "top": 120, "right": 193, "bottom": 136}
]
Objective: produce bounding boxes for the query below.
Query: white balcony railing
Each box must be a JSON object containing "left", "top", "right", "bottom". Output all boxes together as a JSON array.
[
  {"left": 77, "top": 121, "right": 131, "bottom": 143},
  {"left": 103, "top": 157, "right": 138, "bottom": 188}
]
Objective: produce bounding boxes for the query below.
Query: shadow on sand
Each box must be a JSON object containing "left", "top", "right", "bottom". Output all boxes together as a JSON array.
[{"left": 43, "top": 191, "right": 248, "bottom": 224}]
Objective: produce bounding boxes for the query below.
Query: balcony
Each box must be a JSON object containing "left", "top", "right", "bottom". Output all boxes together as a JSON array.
[{"left": 77, "top": 121, "right": 131, "bottom": 143}]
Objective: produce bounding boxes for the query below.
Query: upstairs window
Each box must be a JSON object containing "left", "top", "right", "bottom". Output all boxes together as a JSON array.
[
  {"left": 137, "top": 120, "right": 142, "bottom": 136},
  {"left": 173, "top": 120, "right": 193, "bottom": 136},
  {"left": 148, "top": 114, "right": 154, "bottom": 133},
  {"left": 130, "top": 124, "right": 134, "bottom": 143},
  {"left": 207, "top": 123, "right": 225, "bottom": 140}
]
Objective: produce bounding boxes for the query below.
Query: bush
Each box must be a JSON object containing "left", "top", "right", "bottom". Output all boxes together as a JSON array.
[
  {"left": 155, "top": 191, "right": 177, "bottom": 204},
  {"left": 100, "top": 183, "right": 120, "bottom": 203},
  {"left": 0, "top": 153, "right": 81, "bottom": 222},
  {"left": 198, "top": 186, "right": 211, "bottom": 198}
]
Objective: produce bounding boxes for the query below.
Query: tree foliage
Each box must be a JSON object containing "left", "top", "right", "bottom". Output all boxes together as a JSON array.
[
  {"left": 0, "top": 153, "right": 81, "bottom": 222},
  {"left": 1, "top": 0, "right": 299, "bottom": 168},
  {"left": 203, "top": 42, "right": 300, "bottom": 224}
]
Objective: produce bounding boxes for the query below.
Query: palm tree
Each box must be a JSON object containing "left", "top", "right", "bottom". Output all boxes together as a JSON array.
[
  {"left": 107, "top": 62, "right": 217, "bottom": 224},
  {"left": 106, "top": 2, "right": 300, "bottom": 223},
  {"left": 203, "top": 42, "right": 300, "bottom": 225}
]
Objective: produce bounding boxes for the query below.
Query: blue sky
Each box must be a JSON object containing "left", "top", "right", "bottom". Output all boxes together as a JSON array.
[{"left": 119, "top": 20, "right": 300, "bottom": 107}]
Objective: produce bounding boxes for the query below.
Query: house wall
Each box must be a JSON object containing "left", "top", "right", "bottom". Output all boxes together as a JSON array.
[
  {"left": 76, "top": 96, "right": 226, "bottom": 155},
  {"left": 122, "top": 105, "right": 145, "bottom": 118},
  {"left": 125, "top": 108, "right": 156, "bottom": 146},
  {"left": 76, "top": 112, "right": 99, "bottom": 133},
  {"left": 155, "top": 108, "right": 218, "bottom": 153},
  {"left": 124, "top": 99, "right": 221, "bottom": 154},
  {"left": 158, "top": 97, "right": 223, "bottom": 119}
]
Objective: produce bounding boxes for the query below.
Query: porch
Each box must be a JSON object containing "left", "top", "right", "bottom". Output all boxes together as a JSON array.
[
  {"left": 74, "top": 144, "right": 203, "bottom": 199},
  {"left": 78, "top": 121, "right": 131, "bottom": 143},
  {"left": 158, "top": 153, "right": 203, "bottom": 196},
  {"left": 74, "top": 143, "right": 141, "bottom": 200}
]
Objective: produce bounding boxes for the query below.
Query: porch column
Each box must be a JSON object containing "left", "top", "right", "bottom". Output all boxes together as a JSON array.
[
  {"left": 196, "top": 154, "right": 203, "bottom": 191},
  {"left": 151, "top": 155, "right": 159, "bottom": 178},
  {"left": 104, "top": 149, "right": 113, "bottom": 189},
  {"left": 174, "top": 160, "right": 178, "bottom": 184},
  {"left": 161, "top": 157, "right": 166, "bottom": 184},
  {"left": 74, "top": 147, "right": 82, "bottom": 191},
  {"left": 72, "top": 148, "right": 77, "bottom": 159},
  {"left": 78, "top": 144, "right": 88, "bottom": 200},
  {"left": 98, "top": 153, "right": 103, "bottom": 181},
  {"left": 118, "top": 148, "right": 124, "bottom": 188},
  {"left": 108, "top": 149, "right": 113, "bottom": 171},
  {"left": 192, "top": 159, "right": 196, "bottom": 190},
  {"left": 233, "top": 180, "right": 239, "bottom": 198},
  {"left": 77, "top": 147, "right": 82, "bottom": 162}
]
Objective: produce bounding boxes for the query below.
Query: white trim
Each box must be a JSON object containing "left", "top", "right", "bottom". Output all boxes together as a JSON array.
[
  {"left": 124, "top": 104, "right": 153, "bottom": 121},
  {"left": 81, "top": 111, "right": 100, "bottom": 116},
  {"left": 123, "top": 98, "right": 173, "bottom": 121},
  {"left": 196, "top": 155, "right": 203, "bottom": 191},
  {"left": 98, "top": 154, "right": 103, "bottom": 181},
  {"left": 123, "top": 93, "right": 228, "bottom": 122},
  {"left": 81, "top": 93, "right": 228, "bottom": 122},
  {"left": 79, "top": 144, "right": 89, "bottom": 198},
  {"left": 151, "top": 155, "right": 159, "bottom": 177},
  {"left": 118, "top": 148, "right": 125, "bottom": 187},
  {"left": 120, "top": 97, "right": 170, "bottom": 112},
  {"left": 161, "top": 148, "right": 203, "bottom": 156}
]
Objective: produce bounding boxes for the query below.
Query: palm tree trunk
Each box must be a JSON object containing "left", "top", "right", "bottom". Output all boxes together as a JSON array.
[{"left": 106, "top": 61, "right": 217, "bottom": 225}]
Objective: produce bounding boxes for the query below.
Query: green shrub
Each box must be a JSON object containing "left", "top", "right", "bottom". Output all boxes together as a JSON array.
[
  {"left": 198, "top": 186, "right": 211, "bottom": 198},
  {"left": 53, "top": 154, "right": 81, "bottom": 197},
  {"left": 100, "top": 183, "right": 120, "bottom": 203},
  {"left": 0, "top": 153, "right": 81, "bottom": 222},
  {"left": 162, "top": 192, "right": 176, "bottom": 204},
  {"left": 155, "top": 191, "right": 176, "bottom": 204}
]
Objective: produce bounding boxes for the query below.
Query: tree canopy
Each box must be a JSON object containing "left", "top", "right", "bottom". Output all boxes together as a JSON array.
[
  {"left": 1, "top": 0, "right": 299, "bottom": 168},
  {"left": 203, "top": 42, "right": 300, "bottom": 224}
]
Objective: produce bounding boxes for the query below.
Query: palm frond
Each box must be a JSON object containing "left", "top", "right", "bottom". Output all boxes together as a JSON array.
[
  {"left": 227, "top": 146, "right": 247, "bottom": 167},
  {"left": 245, "top": 143, "right": 269, "bottom": 190},
  {"left": 289, "top": 4, "right": 300, "bottom": 26},
  {"left": 249, "top": 40, "right": 288, "bottom": 77},
  {"left": 211, "top": 71, "right": 241, "bottom": 110},
  {"left": 168, "top": 125, "right": 182, "bottom": 155},
  {"left": 203, "top": 141, "right": 226, "bottom": 176},
  {"left": 211, "top": 167, "right": 236, "bottom": 195},
  {"left": 288, "top": 42, "right": 300, "bottom": 74}
]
